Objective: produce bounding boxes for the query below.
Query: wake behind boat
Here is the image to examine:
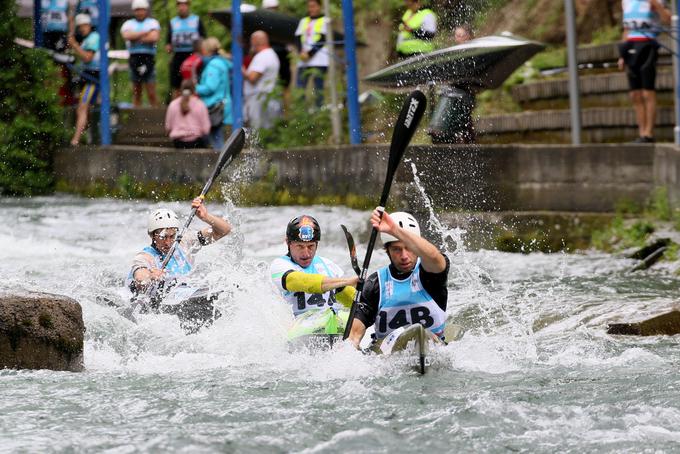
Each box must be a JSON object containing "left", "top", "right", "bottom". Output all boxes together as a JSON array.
[{"left": 363, "top": 34, "right": 545, "bottom": 91}]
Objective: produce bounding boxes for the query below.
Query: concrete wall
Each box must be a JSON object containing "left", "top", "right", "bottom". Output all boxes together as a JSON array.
[{"left": 55, "top": 143, "right": 666, "bottom": 213}]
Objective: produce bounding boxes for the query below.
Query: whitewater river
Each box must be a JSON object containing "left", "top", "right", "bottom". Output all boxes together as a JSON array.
[{"left": 1, "top": 195, "right": 680, "bottom": 453}]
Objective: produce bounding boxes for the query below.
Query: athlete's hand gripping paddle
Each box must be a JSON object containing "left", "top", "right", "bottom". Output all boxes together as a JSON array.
[
  {"left": 122, "top": 128, "right": 246, "bottom": 321},
  {"left": 342, "top": 90, "right": 427, "bottom": 340}
]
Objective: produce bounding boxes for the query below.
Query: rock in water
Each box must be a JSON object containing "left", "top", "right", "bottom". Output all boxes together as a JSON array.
[{"left": 0, "top": 293, "right": 85, "bottom": 371}]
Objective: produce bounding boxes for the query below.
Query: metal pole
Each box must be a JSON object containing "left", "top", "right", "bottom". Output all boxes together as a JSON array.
[
  {"left": 673, "top": 0, "right": 680, "bottom": 144},
  {"left": 322, "top": 0, "right": 341, "bottom": 144},
  {"left": 34, "top": 1, "right": 43, "bottom": 47},
  {"left": 231, "top": 0, "right": 243, "bottom": 130},
  {"left": 340, "top": 0, "right": 361, "bottom": 144},
  {"left": 564, "top": 0, "right": 581, "bottom": 145},
  {"left": 98, "top": 0, "right": 111, "bottom": 145}
]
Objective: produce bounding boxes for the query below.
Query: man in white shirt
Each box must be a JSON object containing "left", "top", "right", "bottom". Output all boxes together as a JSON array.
[{"left": 243, "top": 30, "right": 281, "bottom": 129}]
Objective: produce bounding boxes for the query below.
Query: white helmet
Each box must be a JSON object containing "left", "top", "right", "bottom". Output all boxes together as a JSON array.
[
  {"left": 132, "top": 0, "right": 150, "bottom": 10},
  {"left": 262, "top": 0, "right": 279, "bottom": 8},
  {"left": 74, "top": 13, "right": 91, "bottom": 26},
  {"left": 147, "top": 209, "right": 180, "bottom": 233},
  {"left": 381, "top": 212, "right": 420, "bottom": 244}
]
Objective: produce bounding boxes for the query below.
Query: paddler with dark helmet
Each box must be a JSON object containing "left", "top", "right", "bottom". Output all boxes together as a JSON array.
[
  {"left": 126, "top": 197, "right": 232, "bottom": 294},
  {"left": 270, "top": 215, "right": 358, "bottom": 316},
  {"left": 347, "top": 209, "right": 450, "bottom": 349}
]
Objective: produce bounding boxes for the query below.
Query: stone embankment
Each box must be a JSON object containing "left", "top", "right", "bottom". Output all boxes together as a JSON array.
[{"left": 0, "top": 293, "right": 85, "bottom": 371}]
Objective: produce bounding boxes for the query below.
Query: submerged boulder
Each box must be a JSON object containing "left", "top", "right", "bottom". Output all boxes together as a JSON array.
[{"left": 0, "top": 292, "right": 84, "bottom": 371}]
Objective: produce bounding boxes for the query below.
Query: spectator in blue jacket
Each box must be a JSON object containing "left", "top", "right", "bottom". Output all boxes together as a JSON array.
[{"left": 196, "top": 37, "right": 233, "bottom": 150}]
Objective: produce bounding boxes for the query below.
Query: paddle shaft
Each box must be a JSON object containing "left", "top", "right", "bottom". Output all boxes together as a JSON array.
[
  {"left": 342, "top": 91, "right": 426, "bottom": 340},
  {"left": 142, "top": 128, "right": 245, "bottom": 297}
]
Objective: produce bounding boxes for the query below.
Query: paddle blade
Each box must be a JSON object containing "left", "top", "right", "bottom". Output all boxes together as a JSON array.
[
  {"left": 213, "top": 128, "right": 246, "bottom": 184},
  {"left": 381, "top": 90, "right": 427, "bottom": 204},
  {"left": 340, "top": 225, "right": 361, "bottom": 276}
]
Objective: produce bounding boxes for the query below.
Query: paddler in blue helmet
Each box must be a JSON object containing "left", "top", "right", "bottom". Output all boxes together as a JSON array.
[
  {"left": 347, "top": 209, "right": 450, "bottom": 348},
  {"left": 126, "top": 197, "right": 232, "bottom": 294},
  {"left": 270, "top": 215, "right": 358, "bottom": 317}
]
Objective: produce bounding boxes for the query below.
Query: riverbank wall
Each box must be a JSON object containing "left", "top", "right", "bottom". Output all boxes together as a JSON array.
[{"left": 54, "top": 143, "right": 680, "bottom": 251}]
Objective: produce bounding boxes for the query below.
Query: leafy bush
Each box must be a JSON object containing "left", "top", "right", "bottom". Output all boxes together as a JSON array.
[{"left": 0, "top": 6, "right": 67, "bottom": 195}]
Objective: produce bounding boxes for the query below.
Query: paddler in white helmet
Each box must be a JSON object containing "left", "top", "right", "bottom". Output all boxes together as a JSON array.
[
  {"left": 346, "top": 209, "right": 450, "bottom": 348},
  {"left": 126, "top": 197, "right": 232, "bottom": 293},
  {"left": 270, "top": 215, "right": 358, "bottom": 317}
]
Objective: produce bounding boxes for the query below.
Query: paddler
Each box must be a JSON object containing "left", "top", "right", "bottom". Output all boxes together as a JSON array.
[
  {"left": 346, "top": 210, "right": 450, "bottom": 349},
  {"left": 126, "top": 197, "right": 231, "bottom": 294},
  {"left": 270, "top": 215, "right": 358, "bottom": 316}
]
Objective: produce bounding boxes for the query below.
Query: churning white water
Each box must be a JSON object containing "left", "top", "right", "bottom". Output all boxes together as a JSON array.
[{"left": 1, "top": 194, "right": 680, "bottom": 453}]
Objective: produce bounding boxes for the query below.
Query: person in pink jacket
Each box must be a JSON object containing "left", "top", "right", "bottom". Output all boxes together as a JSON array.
[{"left": 164, "top": 80, "right": 210, "bottom": 148}]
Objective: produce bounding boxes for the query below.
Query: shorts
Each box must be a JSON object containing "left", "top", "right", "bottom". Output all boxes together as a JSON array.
[
  {"left": 79, "top": 81, "right": 99, "bottom": 106},
  {"left": 129, "top": 53, "right": 156, "bottom": 84},
  {"left": 170, "top": 52, "right": 191, "bottom": 89},
  {"left": 621, "top": 40, "right": 659, "bottom": 91}
]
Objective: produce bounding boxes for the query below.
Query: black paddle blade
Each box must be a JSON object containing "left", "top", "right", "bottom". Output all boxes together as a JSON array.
[
  {"left": 381, "top": 90, "right": 427, "bottom": 204},
  {"left": 211, "top": 128, "right": 246, "bottom": 188},
  {"left": 340, "top": 225, "right": 361, "bottom": 276}
]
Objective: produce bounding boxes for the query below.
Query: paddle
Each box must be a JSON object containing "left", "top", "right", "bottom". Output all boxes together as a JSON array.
[
  {"left": 342, "top": 90, "right": 427, "bottom": 340},
  {"left": 340, "top": 225, "right": 361, "bottom": 276},
  {"left": 122, "top": 128, "right": 246, "bottom": 321}
]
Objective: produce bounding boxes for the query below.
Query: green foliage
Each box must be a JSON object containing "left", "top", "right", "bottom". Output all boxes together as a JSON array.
[
  {"left": 590, "top": 25, "right": 621, "bottom": 45},
  {"left": 257, "top": 86, "right": 335, "bottom": 149},
  {"left": 0, "top": 6, "right": 67, "bottom": 195},
  {"left": 647, "top": 187, "right": 672, "bottom": 221}
]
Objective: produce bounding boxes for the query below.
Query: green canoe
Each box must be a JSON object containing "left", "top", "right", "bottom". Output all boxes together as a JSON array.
[{"left": 287, "top": 307, "right": 349, "bottom": 350}]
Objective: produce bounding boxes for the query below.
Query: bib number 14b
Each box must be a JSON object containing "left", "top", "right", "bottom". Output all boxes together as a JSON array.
[{"left": 378, "top": 307, "right": 434, "bottom": 333}]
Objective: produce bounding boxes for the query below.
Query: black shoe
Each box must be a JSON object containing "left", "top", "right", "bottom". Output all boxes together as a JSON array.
[{"left": 632, "top": 136, "right": 655, "bottom": 143}]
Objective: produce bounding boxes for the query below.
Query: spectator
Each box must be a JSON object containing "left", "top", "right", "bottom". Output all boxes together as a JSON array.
[
  {"left": 396, "top": 0, "right": 436, "bottom": 58},
  {"left": 68, "top": 14, "right": 100, "bottom": 146},
  {"left": 262, "top": 0, "right": 293, "bottom": 93},
  {"left": 165, "top": 0, "right": 206, "bottom": 99},
  {"left": 180, "top": 39, "right": 204, "bottom": 84},
  {"left": 196, "top": 37, "right": 233, "bottom": 151},
  {"left": 294, "top": 0, "right": 328, "bottom": 108},
  {"left": 121, "top": 0, "right": 160, "bottom": 107},
  {"left": 454, "top": 23, "right": 473, "bottom": 45},
  {"left": 41, "top": 0, "right": 69, "bottom": 53},
  {"left": 619, "top": 0, "right": 671, "bottom": 143},
  {"left": 243, "top": 30, "right": 281, "bottom": 130},
  {"left": 165, "top": 80, "right": 210, "bottom": 149},
  {"left": 71, "top": 0, "right": 99, "bottom": 38}
]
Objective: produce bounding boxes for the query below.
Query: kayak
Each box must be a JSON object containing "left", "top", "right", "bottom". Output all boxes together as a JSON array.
[
  {"left": 367, "top": 323, "right": 465, "bottom": 374},
  {"left": 151, "top": 286, "right": 221, "bottom": 334},
  {"left": 102, "top": 285, "right": 221, "bottom": 334},
  {"left": 363, "top": 34, "right": 544, "bottom": 92},
  {"left": 286, "top": 307, "right": 349, "bottom": 350}
]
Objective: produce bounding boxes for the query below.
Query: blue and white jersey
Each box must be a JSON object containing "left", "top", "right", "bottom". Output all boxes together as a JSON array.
[
  {"left": 121, "top": 17, "right": 161, "bottom": 55},
  {"left": 125, "top": 232, "right": 202, "bottom": 290},
  {"left": 374, "top": 259, "right": 447, "bottom": 339},
  {"left": 170, "top": 14, "right": 201, "bottom": 53},
  {"left": 270, "top": 255, "right": 344, "bottom": 316},
  {"left": 41, "top": 0, "right": 69, "bottom": 33},
  {"left": 75, "top": 0, "right": 99, "bottom": 25},
  {"left": 623, "top": 0, "right": 665, "bottom": 39},
  {"left": 81, "top": 31, "right": 100, "bottom": 72}
]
